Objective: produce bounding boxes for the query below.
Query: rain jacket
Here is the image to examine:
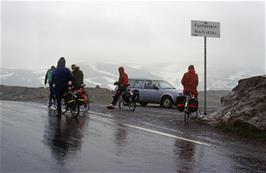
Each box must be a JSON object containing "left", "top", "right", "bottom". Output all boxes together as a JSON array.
[
  {"left": 181, "top": 69, "right": 199, "bottom": 98},
  {"left": 72, "top": 67, "right": 84, "bottom": 88},
  {"left": 45, "top": 68, "right": 54, "bottom": 84},
  {"left": 52, "top": 61, "right": 73, "bottom": 98},
  {"left": 119, "top": 72, "right": 128, "bottom": 87}
]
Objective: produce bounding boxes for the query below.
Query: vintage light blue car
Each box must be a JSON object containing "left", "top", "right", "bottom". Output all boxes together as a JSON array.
[{"left": 128, "top": 78, "right": 182, "bottom": 108}]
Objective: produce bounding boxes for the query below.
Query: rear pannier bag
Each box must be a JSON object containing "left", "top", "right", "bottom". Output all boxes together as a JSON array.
[
  {"left": 75, "top": 90, "right": 88, "bottom": 105},
  {"left": 176, "top": 95, "right": 186, "bottom": 112},
  {"left": 64, "top": 92, "right": 75, "bottom": 106},
  {"left": 188, "top": 98, "right": 198, "bottom": 112}
]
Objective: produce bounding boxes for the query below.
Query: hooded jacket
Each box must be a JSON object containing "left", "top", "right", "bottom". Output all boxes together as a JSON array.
[
  {"left": 45, "top": 68, "right": 54, "bottom": 84},
  {"left": 118, "top": 68, "right": 128, "bottom": 87},
  {"left": 72, "top": 66, "right": 84, "bottom": 88},
  {"left": 181, "top": 69, "right": 199, "bottom": 98},
  {"left": 52, "top": 57, "right": 73, "bottom": 96}
]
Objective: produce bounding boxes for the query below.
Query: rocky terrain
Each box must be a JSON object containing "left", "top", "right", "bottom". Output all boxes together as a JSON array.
[
  {"left": 202, "top": 76, "right": 266, "bottom": 130},
  {"left": 0, "top": 85, "right": 113, "bottom": 105}
]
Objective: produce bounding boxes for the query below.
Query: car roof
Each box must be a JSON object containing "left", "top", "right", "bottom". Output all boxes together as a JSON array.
[{"left": 129, "top": 78, "right": 164, "bottom": 81}]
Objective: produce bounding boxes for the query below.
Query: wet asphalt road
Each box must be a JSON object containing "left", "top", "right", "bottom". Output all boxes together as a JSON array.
[{"left": 1, "top": 100, "right": 266, "bottom": 173}]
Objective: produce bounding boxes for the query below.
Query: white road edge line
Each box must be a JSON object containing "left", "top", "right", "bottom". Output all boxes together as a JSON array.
[{"left": 124, "top": 124, "right": 211, "bottom": 147}]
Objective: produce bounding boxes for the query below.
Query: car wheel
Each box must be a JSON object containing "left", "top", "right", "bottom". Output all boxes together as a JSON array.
[
  {"left": 161, "top": 96, "right": 173, "bottom": 108},
  {"left": 140, "top": 102, "right": 148, "bottom": 107}
]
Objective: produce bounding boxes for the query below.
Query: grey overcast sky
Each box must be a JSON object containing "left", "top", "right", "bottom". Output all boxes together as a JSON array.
[{"left": 1, "top": 1, "right": 265, "bottom": 70}]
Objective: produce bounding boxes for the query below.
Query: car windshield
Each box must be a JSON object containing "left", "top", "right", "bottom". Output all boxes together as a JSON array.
[{"left": 159, "top": 80, "right": 175, "bottom": 89}]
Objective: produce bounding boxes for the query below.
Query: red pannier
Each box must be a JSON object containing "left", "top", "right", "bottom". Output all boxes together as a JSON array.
[
  {"left": 188, "top": 98, "right": 198, "bottom": 113},
  {"left": 176, "top": 95, "right": 186, "bottom": 112},
  {"left": 74, "top": 88, "right": 88, "bottom": 105}
]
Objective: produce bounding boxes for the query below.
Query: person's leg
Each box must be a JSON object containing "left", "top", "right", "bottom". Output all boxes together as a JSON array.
[
  {"left": 50, "top": 82, "right": 55, "bottom": 103},
  {"left": 48, "top": 82, "right": 53, "bottom": 105},
  {"left": 56, "top": 89, "right": 63, "bottom": 116},
  {"left": 111, "top": 92, "right": 121, "bottom": 106},
  {"left": 56, "top": 97, "right": 62, "bottom": 116}
]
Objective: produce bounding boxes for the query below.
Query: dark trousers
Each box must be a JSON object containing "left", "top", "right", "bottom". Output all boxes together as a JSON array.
[
  {"left": 56, "top": 97, "right": 62, "bottom": 115},
  {"left": 55, "top": 87, "right": 68, "bottom": 115},
  {"left": 48, "top": 82, "right": 55, "bottom": 104},
  {"left": 112, "top": 86, "right": 127, "bottom": 105}
]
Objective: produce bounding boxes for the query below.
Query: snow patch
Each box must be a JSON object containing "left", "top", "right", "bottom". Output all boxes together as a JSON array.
[
  {"left": 127, "top": 64, "right": 143, "bottom": 70},
  {"left": 0, "top": 73, "right": 14, "bottom": 78},
  {"left": 89, "top": 64, "right": 116, "bottom": 77},
  {"left": 84, "top": 78, "right": 102, "bottom": 86},
  {"left": 33, "top": 69, "right": 46, "bottom": 75},
  {"left": 103, "top": 76, "right": 116, "bottom": 83},
  {"left": 108, "top": 84, "right": 116, "bottom": 90}
]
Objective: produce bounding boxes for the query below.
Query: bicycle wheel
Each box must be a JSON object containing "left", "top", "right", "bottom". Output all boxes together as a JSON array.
[
  {"left": 70, "top": 104, "right": 80, "bottom": 116},
  {"left": 83, "top": 94, "right": 90, "bottom": 112},
  {"left": 118, "top": 101, "right": 123, "bottom": 109},
  {"left": 128, "top": 101, "right": 136, "bottom": 111},
  {"left": 82, "top": 103, "right": 89, "bottom": 112},
  {"left": 184, "top": 111, "right": 189, "bottom": 124},
  {"left": 62, "top": 104, "right": 68, "bottom": 114},
  {"left": 53, "top": 100, "right": 57, "bottom": 110}
]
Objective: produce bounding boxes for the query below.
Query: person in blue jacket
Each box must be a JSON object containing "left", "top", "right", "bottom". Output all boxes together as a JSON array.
[
  {"left": 44, "top": 65, "right": 56, "bottom": 107},
  {"left": 52, "top": 57, "right": 73, "bottom": 116}
]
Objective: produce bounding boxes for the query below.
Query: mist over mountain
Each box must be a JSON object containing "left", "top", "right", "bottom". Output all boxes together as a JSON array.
[{"left": 1, "top": 62, "right": 264, "bottom": 90}]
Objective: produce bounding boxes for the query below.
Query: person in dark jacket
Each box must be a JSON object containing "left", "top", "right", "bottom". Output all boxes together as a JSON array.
[
  {"left": 52, "top": 57, "right": 73, "bottom": 116},
  {"left": 71, "top": 64, "right": 84, "bottom": 89},
  {"left": 44, "top": 66, "right": 56, "bottom": 107},
  {"left": 107, "top": 66, "right": 128, "bottom": 109},
  {"left": 181, "top": 65, "right": 199, "bottom": 98}
]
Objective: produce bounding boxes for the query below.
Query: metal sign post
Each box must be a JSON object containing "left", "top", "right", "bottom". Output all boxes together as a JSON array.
[
  {"left": 191, "top": 20, "right": 220, "bottom": 115},
  {"left": 204, "top": 36, "right": 207, "bottom": 115}
]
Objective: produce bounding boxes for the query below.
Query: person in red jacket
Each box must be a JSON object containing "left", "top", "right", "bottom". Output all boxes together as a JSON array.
[
  {"left": 181, "top": 65, "right": 199, "bottom": 98},
  {"left": 107, "top": 66, "right": 129, "bottom": 109}
]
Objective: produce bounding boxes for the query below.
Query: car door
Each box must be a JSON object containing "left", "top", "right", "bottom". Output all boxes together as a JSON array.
[
  {"left": 132, "top": 80, "right": 145, "bottom": 101},
  {"left": 141, "top": 80, "right": 162, "bottom": 103}
]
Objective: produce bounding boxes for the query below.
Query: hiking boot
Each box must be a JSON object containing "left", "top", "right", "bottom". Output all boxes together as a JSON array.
[
  {"left": 48, "top": 102, "right": 52, "bottom": 108},
  {"left": 107, "top": 104, "right": 115, "bottom": 109}
]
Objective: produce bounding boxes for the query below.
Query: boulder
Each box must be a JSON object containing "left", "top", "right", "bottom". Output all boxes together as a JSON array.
[{"left": 202, "top": 76, "right": 266, "bottom": 130}]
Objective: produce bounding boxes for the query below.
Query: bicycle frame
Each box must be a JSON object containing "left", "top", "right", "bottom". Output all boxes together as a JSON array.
[
  {"left": 183, "top": 93, "right": 198, "bottom": 124},
  {"left": 184, "top": 95, "right": 191, "bottom": 124}
]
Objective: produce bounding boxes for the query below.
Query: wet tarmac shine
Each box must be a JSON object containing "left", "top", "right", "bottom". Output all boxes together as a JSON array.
[{"left": 1, "top": 101, "right": 266, "bottom": 172}]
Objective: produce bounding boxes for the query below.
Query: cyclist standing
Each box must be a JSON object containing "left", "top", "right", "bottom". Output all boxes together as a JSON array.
[
  {"left": 107, "top": 66, "right": 128, "bottom": 109},
  {"left": 52, "top": 57, "right": 73, "bottom": 116},
  {"left": 71, "top": 64, "right": 84, "bottom": 89},
  {"left": 181, "top": 65, "right": 199, "bottom": 98},
  {"left": 44, "top": 66, "right": 56, "bottom": 107}
]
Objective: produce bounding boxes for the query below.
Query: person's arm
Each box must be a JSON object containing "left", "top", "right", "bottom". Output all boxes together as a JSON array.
[
  {"left": 44, "top": 70, "right": 48, "bottom": 85},
  {"left": 181, "top": 73, "right": 186, "bottom": 86},
  {"left": 51, "top": 70, "right": 55, "bottom": 85}
]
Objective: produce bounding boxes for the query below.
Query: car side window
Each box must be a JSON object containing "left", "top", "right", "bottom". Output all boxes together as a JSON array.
[
  {"left": 153, "top": 80, "right": 160, "bottom": 88},
  {"left": 129, "top": 80, "right": 135, "bottom": 87},
  {"left": 144, "top": 80, "right": 153, "bottom": 89},
  {"left": 134, "top": 80, "right": 144, "bottom": 88}
]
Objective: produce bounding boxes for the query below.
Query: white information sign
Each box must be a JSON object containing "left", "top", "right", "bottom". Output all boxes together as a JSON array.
[{"left": 191, "top": 20, "right": 220, "bottom": 38}]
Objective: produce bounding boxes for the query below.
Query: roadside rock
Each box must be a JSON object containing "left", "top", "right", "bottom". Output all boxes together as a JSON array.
[{"left": 202, "top": 76, "right": 266, "bottom": 130}]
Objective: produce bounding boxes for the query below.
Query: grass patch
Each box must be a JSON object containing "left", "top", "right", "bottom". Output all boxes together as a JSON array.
[{"left": 215, "top": 121, "right": 266, "bottom": 142}]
